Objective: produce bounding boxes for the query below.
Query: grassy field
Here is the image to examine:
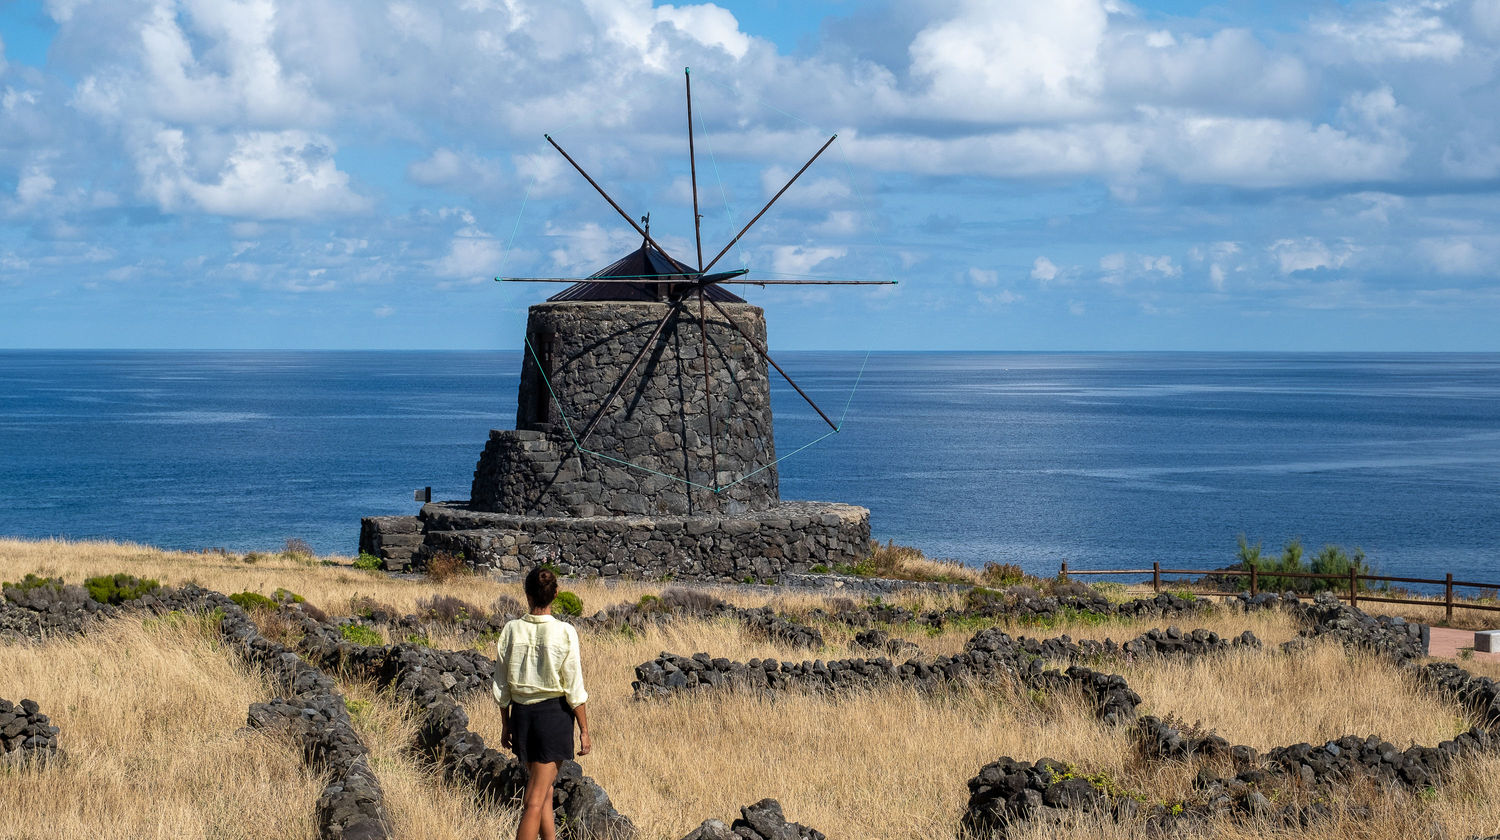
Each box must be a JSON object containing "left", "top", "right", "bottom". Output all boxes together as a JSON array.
[{"left": 1, "top": 538, "right": 1497, "bottom": 840}]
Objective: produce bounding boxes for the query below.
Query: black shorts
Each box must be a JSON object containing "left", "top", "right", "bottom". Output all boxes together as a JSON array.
[{"left": 510, "top": 697, "right": 574, "bottom": 765}]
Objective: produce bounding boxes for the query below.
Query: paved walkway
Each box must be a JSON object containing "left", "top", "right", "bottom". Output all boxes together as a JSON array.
[{"left": 1428, "top": 626, "right": 1500, "bottom": 662}]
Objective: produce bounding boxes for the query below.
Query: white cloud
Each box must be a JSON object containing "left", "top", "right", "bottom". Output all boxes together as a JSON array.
[
  {"left": 1140, "top": 255, "right": 1180, "bottom": 277},
  {"left": 75, "top": 0, "right": 329, "bottom": 126},
  {"left": 1103, "top": 27, "right": 1311, "bottom": 113},
  {"left": 544, "top": 221, "right": 638, "bottom": 274},
  {"left": 408, "top": 148, "right": 506, "bottom": 193},
  {"left": 1030, "top": 256, "right": 1059, "bottom": 284},
  {"left": 978, "top": 288, "right": 1022, "bottom": 306},
  {"left": 431, "top": 230, "right": 504, "bottom": 281},
  {"left": 1420, "top": 236, "right": 1495, "bottom": 275},
  {"left": 373, "top": 304, "right": 395, "bottom": 318},
  {"left": 968, "top": 267, "right": 999, "bottom": 287},
  {"left": 656, "top": 3, "right": 753, "bottom": 60},
  {"left": 770, "top": 245, "right": 845, "bottom": 276},
  {"left": 1318, "top": 2, "right": 1466, "bottom": 62},
  {"left": 758, "top": 166, "right": 851, "bottom": 205},
  {"left": 1190, "top": 241, "right": 1240, "bottom": 290},
  {"left": 15, "top": 164, "right": 56, "bottom": 209},
  {"left": 907, "top": 0, "right": 1109, "bottom": 121},
  {"left": 1269, "top": 237, "right": 1357, "bottom": 274},
  {"left": 135, "top": 128, "right": 368, "bottom": 219}
]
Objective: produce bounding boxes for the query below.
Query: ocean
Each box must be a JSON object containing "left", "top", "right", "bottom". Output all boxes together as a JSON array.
[{"left": 1, "top": 351, "right": 1497, "bottom": 588}]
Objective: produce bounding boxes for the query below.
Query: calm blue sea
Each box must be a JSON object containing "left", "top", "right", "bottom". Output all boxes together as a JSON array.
[{"left": 2, "top": 351, "right": 1498, "bottom": 588}]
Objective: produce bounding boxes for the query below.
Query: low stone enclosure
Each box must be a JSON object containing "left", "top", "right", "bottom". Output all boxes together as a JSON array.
[
  {"left": 628, "top": 591, "right": 1496, "bottom": 837},
  {"left": 5, "top": 574, "right": 1500, "bottom": 839},
  {"left": 363, "top": 498, "right": 870, "bottom": 582}
]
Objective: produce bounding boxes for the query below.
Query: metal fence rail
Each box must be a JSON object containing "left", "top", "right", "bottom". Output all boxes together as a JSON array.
[{"left": 1059, "top": 561, "right": 1500, "bottom": 623}]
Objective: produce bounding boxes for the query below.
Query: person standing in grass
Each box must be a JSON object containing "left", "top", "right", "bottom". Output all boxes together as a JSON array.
[{"left": 494, "top": 566, "right": 592, "bottom": 840}]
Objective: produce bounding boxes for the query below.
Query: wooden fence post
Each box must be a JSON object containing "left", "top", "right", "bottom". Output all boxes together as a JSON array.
[
  {"left": 1349, "top": 569, "right": 1358, "bottom": 608},
  {"left": 1250, "top": 566, "right": 1258, "bottom": 596},
  {"left": 1060, "top": 561, "right": 1068, "bottom": 581},
  {"left": 1153, "top": 562, "right": 1161, "bottom": 594},
  {"left": 1446, "top": 573, "right": 1454, "bottom": 625}
]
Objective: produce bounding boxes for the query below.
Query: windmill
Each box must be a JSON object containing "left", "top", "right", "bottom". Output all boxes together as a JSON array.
[{"left": 489, "top": 68, "right": 893, "bottom": 516}]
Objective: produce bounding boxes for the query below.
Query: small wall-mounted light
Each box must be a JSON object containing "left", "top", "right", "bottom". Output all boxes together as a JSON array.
[{"left": 414, "top": 486, "right": 432, "bottom": 503}]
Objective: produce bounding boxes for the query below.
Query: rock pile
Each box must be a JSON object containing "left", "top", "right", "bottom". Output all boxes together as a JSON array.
[
  {"left": 0, "top": 698, "right": 60, "bottom": 767},
  {"left": 961, "top": 756, "right": 1139, "bottom": 838},
  {"left": 850, "top": 628, "right": 920, "bottom": 658},
  {"left": 1286, "top": 592, "right": 1429, "bottom": 661},
  {"left": 1418, "top": 661, "right": 1500, "bottom": 727},
  {"left": 679, "top": 799, "right": 826, "bottom": 840}
]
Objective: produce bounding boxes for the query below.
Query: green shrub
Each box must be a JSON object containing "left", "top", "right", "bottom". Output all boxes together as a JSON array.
[
  {"left": 273, "top": 588, "right": 306, "bottom": 604},
  {"left": 553, "top": 590, "right": 583, "bottom": 617},
  {"left": 353, "top": 552, "right": 384, "bottom": 571},
  {"left": 809, "top": 564, "right": 831, "bottom": 574},
  {"left": 637, "top": 594, "right": 663, "bottom": 611},
  {"left": 340, "top": 623, "right": 383, "bottom": 646},
  {"left": 84, "top": 573, "right": 161, "bottom": 605},
  {"left": 229, "top": 591, "right": 277, "bottom": 611},
  {"left": 2, "top": 573, "right": 64, "bottom": 595},
  {"left": 344, "top": 697, "right": 372, "bottom": 726},
  {"left": 1239, "top": 536, "right": 1374, "bottom": 593}
]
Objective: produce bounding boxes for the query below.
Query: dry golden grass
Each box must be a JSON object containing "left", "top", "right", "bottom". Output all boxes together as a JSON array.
[
  {"left": 467, "top": 617, "right": 1127, "bottom": 839},
  {"left": 1372, "top": 595, "right": 1500, "bottom": 631},
  {"left": 0, "top": 615, "right": 321, "bottom": 840},
  {"left": 1121, "top": 643, "right": 1471, "bottom": 749},
  {"left": 339, "top": 680, "right": 522, "bottom": 840},
  {"left": 3, "top": 538, "right": 1494, "bottom": 840}
]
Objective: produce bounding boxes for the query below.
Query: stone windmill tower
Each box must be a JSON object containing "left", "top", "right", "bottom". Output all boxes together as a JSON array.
[{"left": 361, "top": 70, "right": 883, "bottom": 581}]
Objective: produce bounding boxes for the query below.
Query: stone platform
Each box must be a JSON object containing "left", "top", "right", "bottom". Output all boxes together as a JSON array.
[{"left": 402, "top": 499, "right": 869, "bottom": 582}]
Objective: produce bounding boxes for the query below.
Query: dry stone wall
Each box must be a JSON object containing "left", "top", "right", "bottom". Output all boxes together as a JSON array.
[
  {"left": 958, "top": 592, "right": 1495, "bottom": 839},
  {"left": 632, "top": 626, "right": 1151, "bottom": 726},
  {"left": 415, "top": 500, "right": 870, "bottom": 582}
]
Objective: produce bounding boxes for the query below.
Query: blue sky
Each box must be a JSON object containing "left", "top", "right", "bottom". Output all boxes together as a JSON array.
[{"left": 2, "top": 0, "right": 1499, "bottom": 350}]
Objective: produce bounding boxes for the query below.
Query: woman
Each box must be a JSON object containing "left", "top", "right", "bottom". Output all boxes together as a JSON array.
[{"left": 493, "top": 566, "right": 592, "bottom": 840}]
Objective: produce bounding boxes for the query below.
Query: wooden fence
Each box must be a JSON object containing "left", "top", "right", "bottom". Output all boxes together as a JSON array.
[{"left": 1058, "top": 561, "right": 1500, "bottom": 624}]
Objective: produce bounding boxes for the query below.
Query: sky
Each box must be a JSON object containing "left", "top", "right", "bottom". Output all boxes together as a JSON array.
[{"left": 1, "top": 0, "right": 1499, "bottom": 351}]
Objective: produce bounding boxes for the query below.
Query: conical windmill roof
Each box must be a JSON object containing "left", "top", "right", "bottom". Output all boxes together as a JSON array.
[{"left": 546, "top": 242, "right": 746, "bottom": 303}]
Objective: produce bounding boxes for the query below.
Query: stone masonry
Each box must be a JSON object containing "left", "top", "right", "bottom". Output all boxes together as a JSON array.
[
  {"left": 480, "top": 300, "right": 778, "bottom": 517},
  {"left": 359, "top": 295, "right": 872, "bottom": 580},
  {"left": 416, "top": 500, "right": 868, "bottom": 581}
]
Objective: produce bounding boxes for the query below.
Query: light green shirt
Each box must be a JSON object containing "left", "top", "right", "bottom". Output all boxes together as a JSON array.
[{"left": 492, "top": 613, "right": 588, "bottom": 708}]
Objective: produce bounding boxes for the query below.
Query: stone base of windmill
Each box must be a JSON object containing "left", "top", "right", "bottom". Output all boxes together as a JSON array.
[{"left": 376, "top": 500, "right": 869, "bottom": 582}]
